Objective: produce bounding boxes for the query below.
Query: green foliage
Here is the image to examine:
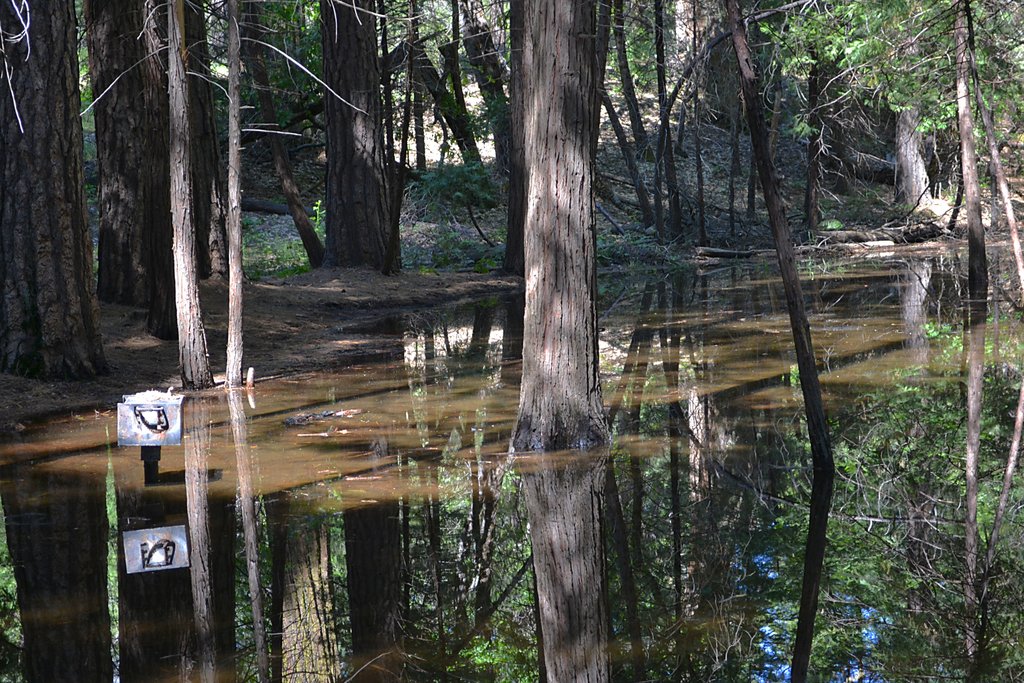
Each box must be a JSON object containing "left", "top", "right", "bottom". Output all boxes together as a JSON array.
[{"left": 410, "top": 162, "right": 498, "bottom": 214}]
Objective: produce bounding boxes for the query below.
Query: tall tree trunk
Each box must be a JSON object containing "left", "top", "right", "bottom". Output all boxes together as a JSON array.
[
  {"left": 241, "top": 1, "right": 325, "bottom": 268},
  {"left": 895, "top": 107, "right": 931, "bottom": 208},
  {"left": 461, "top": 0, "right": 511, "bottom": 172},
  {"left": 226, "top": 0, "right": 244, "bottom": 386},
  {"left": 725, "top": 2, "right": 835, "bottom": 680},
  {"left": 602, "top": 94, "right": 655, "bottom": 226},
  {"left": 512, "top": 0, "right": 609, "bottom": 452},
  {"left": 612, "top": 0, "right": 648, "bottom": 150},
  {"left": 524, "top": 457, "right": 610, "bottom": 683},
  {"left": 504, "top": 0, "right": 526, "bottom": 276},
  {"left": 322, "top": 0, "right": 391, "bottom": 269},
  {"left": 411, "top": 0, "right": 427, "bottom": 171},
  {"left": 0, "top": 0, "right": 107, "bottom": 378},
  {"left": 184, "top": 0, "right": 229, "bottom": 279},
  {"left": 2, "top": 467, "right": 112, "bottom": 682},
  {"left": 85, "top": 0, "right": 176, "bottom": 339},
  {"left": 410, "top": 49, "right": 482, "bottom": 163},
  {"left": 954, "top": 0, "right": 987, "bottom": 303},
  {"left": 169, "top": 0, "right": 214, "bottom": 390}
]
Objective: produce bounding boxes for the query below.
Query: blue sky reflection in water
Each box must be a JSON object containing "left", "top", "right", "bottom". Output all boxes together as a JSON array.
[{"left": 0, "top": 254, "right": 1023, "bottom": 681}]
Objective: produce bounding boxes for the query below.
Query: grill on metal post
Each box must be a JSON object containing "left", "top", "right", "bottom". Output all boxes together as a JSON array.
[{"left": 117, "top": 390, "right": 184, "bottom": 485}]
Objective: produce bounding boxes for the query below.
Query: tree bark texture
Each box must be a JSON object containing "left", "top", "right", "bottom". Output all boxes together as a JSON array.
[
  {"left": 524, "top": 457, "right": 610, "bottom": 683},
  {"left": 0, "top": 0, "right": 107, "bottom": 378},
  {"left": 169, "top": 0, "right": 214, "bottom": 390},
  {"left": 954, "top": 0, "right": 987, "bottom": 302},
  {"left": 185, "top": 0, "right": 229, "bottom": 280},
  {"left": 1, "top": 467, "right": 112, "bottom": 682},
  {"left": 241, "top": 1, "right": 325, "bottom": 269},
  {"left": 512, "top": 0, "right": 609, "bottom": 453},
  {"left": 85, "top": 0, "right": 176, "bottom": 339},
  {"left": 503, "top": 0, "right": 526, "bottom": 275},
  {"left": 322, "top": 0, "right": 390, "bottom": 269},
  {"left": 895, "top": 107, "right": 931, "bottom": 208},
  {"left": 226, "top": 0, "right": 244, "bottom": 387},
  {"left": 725, "top": 1, "right": 835, "bottom": 680}
]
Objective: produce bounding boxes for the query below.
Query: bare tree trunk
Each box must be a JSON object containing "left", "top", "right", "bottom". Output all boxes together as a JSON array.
[
  {"left": 612, "top": 0, "right": 648, "bottom": 151},
  {"left": 726, "top": 2, "right": 835, "bottom": 680},
  {"left": 895, "top": 107, "right": 931, "bottom": 208},
  {"left": 241, "top": 1, "right": 325, "bottom": 268},
  {"left": 954, "top": 0, "right": 988, "bottom": 303},
  {"left": 602, "top": 94, "right": 655, "bottom": 226},
  {"left": 512, "top": 0, "right": 609, "bottom": 452},
  {"left": 691, "top": 1, "right": 706, "bottom": 244},
  {"left": 169, "top": 0, "right": 214, "bottom": 389},
  {"left": 226, "top": 0, "right": 243, "bottom": 387}
]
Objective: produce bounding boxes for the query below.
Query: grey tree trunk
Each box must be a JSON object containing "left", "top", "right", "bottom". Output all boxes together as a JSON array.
[
  {"left": 504, "top": 0, "right": 526, "bottom": 276},
  {"left": 226, "top": 0, "right": 244, "bottom": 387},
  {"left": 895, "top": 107, "right": 931, "bottom": 208},
  {"left": 0, "top": 0, "right": 107, "bottom": 378},
  {"left": 512, "top": 0, "right": 609, "bottom": 453},
  {"left": 169, "top": 0, "right": 214, "bottom": 389},
  {"left": 85, "top": 0, "right": 176, "bottom": 339},
  {"left": 322, "top": 0, "right": 390, "bottom": 269}
]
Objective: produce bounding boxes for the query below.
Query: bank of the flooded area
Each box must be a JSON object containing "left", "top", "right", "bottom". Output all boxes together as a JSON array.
[{"left": 1, "top": 248, "right": 1024, "bottom": 680}]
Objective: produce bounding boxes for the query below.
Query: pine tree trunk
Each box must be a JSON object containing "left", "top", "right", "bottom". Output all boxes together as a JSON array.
[
  {"left": 0, "top": 0, "right": 107, "bottom": 378},
  {"left": 461, "top": 0, "right": 511, "bottom": 172},
  {"left": 512, "top": 0, "right": 609, "bottom": 453},
  {"left": 226, "top": 0, "right": 244, "bottom": 387},
  {"left": 86, "top": 0, "right": 176, "bottom": 339},
  {"left": 322, "top": 0, "right": 391, "bottom": 269},
  {"left": 895, "top": 107, "right": 931, "bottom": 207}
]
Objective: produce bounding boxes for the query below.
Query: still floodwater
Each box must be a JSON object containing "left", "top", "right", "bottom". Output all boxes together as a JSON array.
[{"left": 1, "top": 254, "right": 1023, "bottom": 682}]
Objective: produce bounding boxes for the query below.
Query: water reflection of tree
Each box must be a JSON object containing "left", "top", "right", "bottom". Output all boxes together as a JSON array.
[{"left": 0, "top": 465, "right": 112, "bottom": 682}]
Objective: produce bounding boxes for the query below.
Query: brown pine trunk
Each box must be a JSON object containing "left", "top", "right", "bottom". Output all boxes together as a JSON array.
[
  {"left": 0, "top": 0, "right": 107, "bottom": 378},
  {"left": 512, "top": 0, "right": 609, "bottom": 452},
  {"left": 725, "top": 1, "right": 835, "bottom": 680},
  {"left": 895, "top": 106, "right": 931, "bottom": 208},
  {"left": 322, "top": 0, "right": 391, "bottom": 269},
  {"left": 169, "top": 0, "right": 214, "bottom": 390},
  {"left": 85, "top": 0, "right": 176, "bottom": 339}
]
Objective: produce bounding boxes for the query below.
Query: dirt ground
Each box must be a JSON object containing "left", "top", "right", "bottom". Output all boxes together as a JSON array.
[{"left": 0, "top": 267, "right": 522, "bottom": 434}]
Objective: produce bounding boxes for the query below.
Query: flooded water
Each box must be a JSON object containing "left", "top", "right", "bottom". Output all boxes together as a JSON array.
[{"left": 2, "top": 253, "right": 1024, "bottom": 681}]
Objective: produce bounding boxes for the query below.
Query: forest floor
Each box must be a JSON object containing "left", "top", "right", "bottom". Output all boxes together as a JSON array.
[{"left": 0, "top": 114, "right": 1002, "bottom": 434}]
